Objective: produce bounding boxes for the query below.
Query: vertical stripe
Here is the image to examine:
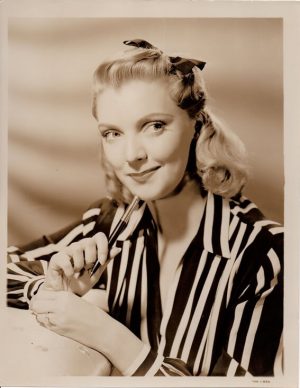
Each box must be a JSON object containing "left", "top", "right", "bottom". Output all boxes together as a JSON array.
[
  {"left": 112, "top": 240, "right": 131, "bottom": 309},
  {"left": 158, "top": 264, "right": 183, "bottom": 355},
  {"left": 203, "top": 193, "right": 214, "bottom": 253},
  {"left": 140, "top": 249, "right": 149, "bottom": 344},
  {"left": 193, "top": 319, "right": 210, "bottom": 374},
  {"left": 126, "top": 234, "right": 145, "bottom": 325},
  {"left": 200, "top": 256, "right": 237, "bottom": 373},
  {"left": 255, "top": 267, "right": 265, "bottom": 294},
  {"left": 181, "top": 256, "right": 221, "bottom": 361},
  {"left": 227, "top": 358, "right": 239, "bottom": 376},
  {"left": 187, "top": 257, "right": 227, "bottom": 369},
  {"left": 123, "top": 344, "right": 151, "bottom": 376},
  {"left": 169, "top": 251, "right": 208, "bottom": 357},
  {"left": 220, "top": 199, "right": 231, "bottom": 258},
  {"left": 117, "top": 203, "right": 146, "bottom": 241},
  {"left": 227, "top": 300, "right": 247, "bottom": 355},
  {"left": 118, "top": 279, "right": 127, "bottom": 307},
  {"left": 211, "top": 196, "right": 222, "bottom": 255},
  {"left": 268, "top": 248, "right": 281, "bottom": 276},
  {"left": 229, "top": 215, "right": 239, "bottom": 238},
  {"left": 240, "top": 298, "right": 264, "bottom": 370},
  {"left": 226, "top": 225, "right": 261, "bottom": 305},
  {"left": 231, "top": 223, "right": 247, "bottom": 261},
  {"left": 145, "top": 354, "right": 164, "bottom": 376},
  {"left": 109, "top": 204, "right": 125, "bottom": 234},
  {"left": 106, "top": 249, "right": 113, "bottom": 300}
]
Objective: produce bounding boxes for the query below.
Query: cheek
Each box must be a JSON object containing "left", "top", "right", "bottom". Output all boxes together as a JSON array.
[
  {"left": 153, "top": 135, "right": 192, "bottom": 166},
  {"left": 102, "top": 143, "right": 125, "bottom": 168}
]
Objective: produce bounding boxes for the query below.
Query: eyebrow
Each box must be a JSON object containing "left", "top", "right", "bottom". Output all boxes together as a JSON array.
[{"left": 98, "top": 113, "right": 174, "bottom": 131}]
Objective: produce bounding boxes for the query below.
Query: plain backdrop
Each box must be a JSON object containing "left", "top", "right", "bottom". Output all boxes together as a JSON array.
[{"left": 7, "top": 18, "right": 283, "bottom": 245}]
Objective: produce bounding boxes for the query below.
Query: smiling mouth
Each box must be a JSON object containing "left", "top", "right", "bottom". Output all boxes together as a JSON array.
[{"left": 128, "top": 166, "right": 161, "bottom": 181}]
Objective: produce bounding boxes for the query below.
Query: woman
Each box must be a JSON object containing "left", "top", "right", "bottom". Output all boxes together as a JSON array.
[{"left": 7, "top": 39, "right": 283, "bottom": 377}]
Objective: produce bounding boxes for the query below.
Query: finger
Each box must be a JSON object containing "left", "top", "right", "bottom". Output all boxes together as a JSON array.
[
  {"left": 50, "top": 252, "right": 75, "bottom": 278},
  {"left": 30, "top": 298, "right": 58, "bottom": 314},
  {"left": 31, "top": 289, "right": 57, "bottom": 301},
  {"left": 94, "top": 232, "right": 108, "bottom": 265},
  {"left": 72, "top": 244, "right": 85, "bottom": 273},
  {"left": 83, "top": 238, "right": 97, "bottom": 268},
  {"left": 35, "top": 313, "right": 54, "bottom": 327}
]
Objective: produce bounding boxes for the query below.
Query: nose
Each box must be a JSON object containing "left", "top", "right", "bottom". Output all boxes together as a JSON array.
[{"left": 125, "top": 135, "right": 147, "bottom": 165}]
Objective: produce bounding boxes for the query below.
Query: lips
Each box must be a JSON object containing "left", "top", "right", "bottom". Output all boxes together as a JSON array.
[{"left": 127, "top": 166, "right": 161, "bottom": 182}]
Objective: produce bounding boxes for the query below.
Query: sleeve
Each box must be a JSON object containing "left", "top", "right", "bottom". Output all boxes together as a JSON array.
[
  {"left": 7, "top": 198, "right": 117, "bottom": 309},
  {"left": 121, "top": 344, "right": 193, "bottom": 376},
  {"left": 211, "top": 228, "right": 284, "bottom": 377}
]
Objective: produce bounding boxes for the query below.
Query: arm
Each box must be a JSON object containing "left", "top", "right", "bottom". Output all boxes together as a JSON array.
[
  {"left": 7, "top": 220, "right": 83, "bottom": 309},
  {"left": 30, "top": 288, "right": 191, "bottom": 376},
  {"left": 212, "top": 229, "right": 283, "bottom": 376},
  {"left": 7, "top": 198, "right": 116, "bottom": 308}
]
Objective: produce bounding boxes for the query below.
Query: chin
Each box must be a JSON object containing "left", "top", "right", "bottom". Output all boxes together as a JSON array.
[
  {"left": 120, "top": 176, "right": 183, "bottom": 202},
  {"left": 127, "top": 186, "right": 177, "bottom": 202}
]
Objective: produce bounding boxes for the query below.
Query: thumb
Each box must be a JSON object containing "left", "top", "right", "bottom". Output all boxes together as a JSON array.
[
  {"left": 44, "top": 271, "right": 65, "bottom": 291},
  {"left": 45, "top": 252, "right": 73, "bottom": 291}
]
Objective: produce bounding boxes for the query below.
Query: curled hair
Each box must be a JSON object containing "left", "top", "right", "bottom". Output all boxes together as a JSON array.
[{"left": 92, "top": 45, "right": 248, "bottom": 203}]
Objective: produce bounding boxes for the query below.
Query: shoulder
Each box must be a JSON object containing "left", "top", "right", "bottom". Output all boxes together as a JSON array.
[
  {"left": 81, "top": 197, "right": 120, "bottom": 237},
  {"left": 227, "top": 194, "right": 283, "bottom": 261},
  {"left": 224, "top": 195, "right": 284, "bottom": 292},
  {"left": 228, "top": 194, "right": 283, "bottom": 234},
  {"left": 82, "top": 197, "right": 119, "bottom": 220}
]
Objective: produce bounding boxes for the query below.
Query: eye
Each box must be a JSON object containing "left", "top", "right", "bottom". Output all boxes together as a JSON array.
[
  {"left": 101, "top": 129, "right": 121, "bottom": 142},
  {"left": 145, "top": 121, "right": 166, "bottom": 134}
]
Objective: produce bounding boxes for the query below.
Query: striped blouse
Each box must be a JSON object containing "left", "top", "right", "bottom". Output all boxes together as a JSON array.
[{"left": 7, "top": 192, "right": 283, "bottom": 377}]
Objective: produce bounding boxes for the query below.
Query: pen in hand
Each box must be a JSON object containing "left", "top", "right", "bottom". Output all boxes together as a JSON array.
[{"left": 89, "top": 196, "right": 140, "bottom": 278}]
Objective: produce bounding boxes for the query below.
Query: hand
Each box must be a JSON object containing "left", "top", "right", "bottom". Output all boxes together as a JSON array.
[
  {"left": 30, "top": 289, "right": 108, "bottom": 350},
  {"left": 44, "top": 232, "right": 121, "bottom": 295}
]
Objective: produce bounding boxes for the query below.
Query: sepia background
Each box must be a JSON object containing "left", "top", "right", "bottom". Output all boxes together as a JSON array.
[{"left": 8, "top": 18, "right": 283, "bottom": 245}]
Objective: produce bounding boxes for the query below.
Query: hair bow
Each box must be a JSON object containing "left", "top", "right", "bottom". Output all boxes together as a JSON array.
[
  {"left": 123, "top": 39, "right": 159, "bottom": 50},
  {"left": 123, "top": 39, "right": 206, "bottom": 76}
]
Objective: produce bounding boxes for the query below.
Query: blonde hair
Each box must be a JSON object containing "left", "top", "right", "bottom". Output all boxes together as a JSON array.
[{"left": 92, "top": 45, "right": 248, "bottom": 203}]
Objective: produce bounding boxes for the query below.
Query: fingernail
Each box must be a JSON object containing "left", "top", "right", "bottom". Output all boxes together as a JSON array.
[{"left": 99, "top": 253, "right": 107, "bottom": 265}]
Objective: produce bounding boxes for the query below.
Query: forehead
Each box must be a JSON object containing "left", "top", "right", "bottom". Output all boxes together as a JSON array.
[{"left": 96, "top": 79, "right": 183, "bottom": 122}]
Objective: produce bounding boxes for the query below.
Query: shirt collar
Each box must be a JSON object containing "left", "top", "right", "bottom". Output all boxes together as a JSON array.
[{"left": 114, "top": 191, "right": 232, "bottom": 259}]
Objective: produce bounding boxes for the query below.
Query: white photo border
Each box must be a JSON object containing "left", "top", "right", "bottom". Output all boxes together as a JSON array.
[{"left": 0, "top": 1, "right": 299, "bottom": 388}]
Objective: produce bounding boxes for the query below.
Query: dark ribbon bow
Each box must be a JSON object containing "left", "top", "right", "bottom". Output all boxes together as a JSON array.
[
  {"left": 123, "top": 39, "right": 159, "bottom": 50},
  {"left": 123, "top": 39, "right": 206, "bottom": 76}
]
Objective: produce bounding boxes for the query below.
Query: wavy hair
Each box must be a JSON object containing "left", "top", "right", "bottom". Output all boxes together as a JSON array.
[{"left": 92, "top": 45, "right": 248, "bottom": 203}]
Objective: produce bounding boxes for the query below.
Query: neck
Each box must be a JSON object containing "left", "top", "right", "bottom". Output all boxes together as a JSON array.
[{"left": 147, "top": 179, "right": 206, "bottom": 241}]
